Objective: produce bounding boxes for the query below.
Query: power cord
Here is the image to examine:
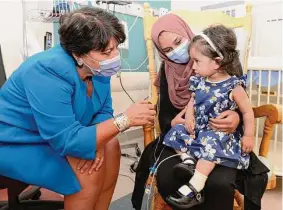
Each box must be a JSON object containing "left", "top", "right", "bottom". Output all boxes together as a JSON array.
[
  {"left": 110, "top": 4, "right": 149, "bottom": 173},
  {"left": 118, "top": 72, "right": 135, "bottom": 103},
  {"left": 128, "top": 15, "right": 139, "bottom": 33},
  {"left": 145, "top": 154, "right": 181, "bottom": 210},
  {"left": 121, "top": 56, "right": 148, "bottom": 71}
]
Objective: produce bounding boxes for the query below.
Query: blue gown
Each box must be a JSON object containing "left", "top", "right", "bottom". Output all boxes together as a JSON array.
[
  {"left": 0, "top": 45, "right": 113, "bottom": 195},
  {"left": 163, "top": 75, "right": 250, "bottom": 170}
]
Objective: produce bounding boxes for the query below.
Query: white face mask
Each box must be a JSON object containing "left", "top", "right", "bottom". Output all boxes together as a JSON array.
[
  {"left": 166, "top": 39, "right": 190, "bottom": 64},
  {"left": 82, "top": 53, "right": 122, "bottom": 77}
]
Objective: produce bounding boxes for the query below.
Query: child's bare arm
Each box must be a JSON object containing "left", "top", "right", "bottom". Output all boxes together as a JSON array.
[
  {"left": 185, "top": 96, "right": 195, "bottom": 119},
  {"left": 185, "top": 96, "right": 195, "bottom": 135},
  {"left": 232, "top": 85, "right": 254, "bottom": 153}
]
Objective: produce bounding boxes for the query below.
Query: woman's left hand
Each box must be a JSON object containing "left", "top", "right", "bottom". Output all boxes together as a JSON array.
[
  {"left": 209, "top": 110, "right": 240, "bottom": 133},
  {"left": 77, "top": 147, "right": 105, "bottom": 174}
]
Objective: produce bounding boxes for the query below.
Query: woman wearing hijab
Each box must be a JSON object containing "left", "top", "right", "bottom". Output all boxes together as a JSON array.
[{"left": 132, "top": 14, "right": 268, "bottom": 210}]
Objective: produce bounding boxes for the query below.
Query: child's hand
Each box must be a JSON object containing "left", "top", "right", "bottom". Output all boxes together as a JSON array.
[
  {"left": 242, "top": 136, "right": 254, "bottom": 154},
  {"left": 171, "top": 108, "right": 186, "bottom": 127},
  {"left": 185, "top": 118, "right": 195, "bottom": 136}
]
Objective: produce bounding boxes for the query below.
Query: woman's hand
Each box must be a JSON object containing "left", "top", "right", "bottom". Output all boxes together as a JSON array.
[
  {"left": 77, "top": 147, "right": 105, "bottom": 174},
  {"left": 209, "top": 110, "right": 240, "bottom": 133},
  {"left": 171, "top": 108, "right": 187, "bottom": 127},
  {"left": 124, "top": 100, "right": 156, "bottom": 127}
]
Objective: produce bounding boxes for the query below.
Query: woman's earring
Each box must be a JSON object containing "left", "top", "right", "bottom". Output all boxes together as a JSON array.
[{"left": 77, "top": 59, "right": 84, "bottom": 67}]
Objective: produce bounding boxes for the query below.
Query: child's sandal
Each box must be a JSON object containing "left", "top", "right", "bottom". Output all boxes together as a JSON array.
[{"left": 166, "top": 183, "right": 204, "bottom": 209}]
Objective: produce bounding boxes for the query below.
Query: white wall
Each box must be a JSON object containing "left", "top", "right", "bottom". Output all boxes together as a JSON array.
[
  {"left": 1, "top": 0, "right": 281, "bottom": 78},
  {"left": 0, "top": 0, "right": 54, "bottom": 78},
  {"left": 251, "top": 1, "right": 282, "bottom": 57},
  {"left": 0, "top": 1, "right": 24, "bottom": 77},
  {"left": 171, "top": 0, "right": 233, "bottom": 11},
  {"left": 171, "top": 0, "right": 283, "bottom": 58},
  {"left": 24, "top": 0, "right": 55, "bottom": 55}
]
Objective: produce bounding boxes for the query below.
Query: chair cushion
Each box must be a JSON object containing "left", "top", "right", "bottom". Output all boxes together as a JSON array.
[{"left": 0, "top": 175, "right": 27, "bottom": 190}]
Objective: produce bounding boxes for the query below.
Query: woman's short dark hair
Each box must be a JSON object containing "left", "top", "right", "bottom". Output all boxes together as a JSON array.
[{"left": 58, "top": 7, "right": 126, "bottom": 56}]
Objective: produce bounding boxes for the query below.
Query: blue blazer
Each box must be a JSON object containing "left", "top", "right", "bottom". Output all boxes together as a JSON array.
[{"left": 0, "top": 45, "right": 113, "bottom": 195}]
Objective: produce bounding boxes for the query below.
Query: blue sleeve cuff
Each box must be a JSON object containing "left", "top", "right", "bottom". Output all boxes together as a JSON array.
[{"left": 66, "top": 125, "right": 97, "bottom": 160}]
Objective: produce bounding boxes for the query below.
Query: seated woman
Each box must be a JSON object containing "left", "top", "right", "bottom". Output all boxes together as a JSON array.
[
  {"left": 132, "top": 13, "right": 269, "bottom": 210},
  {"left": 0, "top": 7, "right": 156, "bottom": 210}
]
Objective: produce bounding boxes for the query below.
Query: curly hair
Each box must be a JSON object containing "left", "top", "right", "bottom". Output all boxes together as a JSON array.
[{"left": 58, "top": 7, "right": 126, "bottom": 56}]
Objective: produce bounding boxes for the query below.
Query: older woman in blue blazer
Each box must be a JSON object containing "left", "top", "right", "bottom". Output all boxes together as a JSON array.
[{"left": 0, "top": 7, "right": 155, "bottom": 210}]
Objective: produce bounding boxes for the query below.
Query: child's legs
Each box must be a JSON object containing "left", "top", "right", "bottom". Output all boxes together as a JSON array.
[
  {"left": 175, "top": 150, "right": 196, "bottom": 165},
  {"left": 196, "top": 159, "right": 215, "bottom": 177},
  {"left": 178, "top": 159, "right": 215, "bottom": 195},
  {"left": 175, "top": 150, "right": 183, "bottom": 155}
]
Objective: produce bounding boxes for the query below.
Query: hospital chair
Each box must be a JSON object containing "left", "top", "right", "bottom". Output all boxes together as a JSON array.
[
  {"left": 142, "top": 3, "right": 282, "bottom": 210},
  {"left": 0, "top": 175, "right": 64, "bottom": 210}
]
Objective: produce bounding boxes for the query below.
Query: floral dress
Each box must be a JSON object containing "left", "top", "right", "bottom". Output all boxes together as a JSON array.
[{"left": 163, "top": 75, "right": 250, "bottom": 169}]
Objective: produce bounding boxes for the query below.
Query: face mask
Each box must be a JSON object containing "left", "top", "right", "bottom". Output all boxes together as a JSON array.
[
  {"left": 166, "top": 39, "right": 190, "bottom": 64},
  {"left": 83, "top": 53, "right": 121, "bottom": 77}
]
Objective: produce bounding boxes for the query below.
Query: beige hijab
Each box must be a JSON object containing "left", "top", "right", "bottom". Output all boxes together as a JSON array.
[{"left": 151, "top": 13, "right": 195, "bottom": 110}]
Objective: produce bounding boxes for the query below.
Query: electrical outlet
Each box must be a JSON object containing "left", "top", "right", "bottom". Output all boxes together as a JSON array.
[
  {"left": 125, "top": 3, "right": 144, "bottom": 17},
  {"left": 119, "top": 21, "right": 129, "bottom": 49},
  {"left": 152, "top": 8, "right": 159, "bottom": 17},
  {"left": 159, "top": 7, "right": 168, "bottom": 16}
]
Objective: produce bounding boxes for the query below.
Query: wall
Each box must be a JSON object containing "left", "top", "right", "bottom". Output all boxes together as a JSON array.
[
  {"left": 0, "top": 1, "right": 170, "bottom": 78},
  {"left": 171, "top": 0, "right": 283, "bottom": 58},
  {"left": 0, "top": 1, "right": 55, "bottom": 78},
  {"left": 171, "top": 0, "right": 227, "bottom": 11},
  {"left": 1, "top": 1, "right": 281, "bottom": 76},
  {"left": 23, "top": 1, "right": 54, "bottom": 57},
  {"left": 0, "top": 1, "right": 23, "bottom": 78},
  {"left": 250, "top": 1, "right": 282, "bottom": 57},
  {"left": 53, "top": 1, "right": 171, "bottom": 72}
]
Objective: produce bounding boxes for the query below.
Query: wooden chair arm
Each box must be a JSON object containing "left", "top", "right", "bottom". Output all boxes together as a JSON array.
[
  {"left": 234, "top": 190, "right": 244, "bottom": 209},
  {"left": 253, "top": 104, "right": 282, "bottom": 124},
  {"left": 253, "top": 104, "right": 282, "bottom": 157},
  {"left": 143, "top": 98, "right": 160, "bottom": 147},
  {"left": 143, "top": 124, "right": 155, "bottom": 147}
]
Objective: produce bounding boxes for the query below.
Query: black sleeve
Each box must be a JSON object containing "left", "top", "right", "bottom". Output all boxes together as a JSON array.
[
  {"left": 158, "top": 63, "right": 180, "bottom": 134},
  {"left": 235, "top": 108, "right": 244, "bottom": 133}
]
